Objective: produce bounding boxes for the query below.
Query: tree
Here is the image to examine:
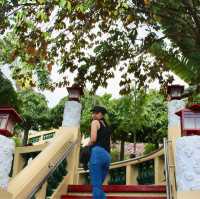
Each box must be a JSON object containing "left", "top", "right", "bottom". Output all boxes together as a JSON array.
[
  {"left": 108, "top": 88, "right": 147, "bottom": 160},
  {"left": 47, "top": 89, "right": 166, "bottom": 160},
  {"left": 49, "top": 96, "right": 67, "bottom": 128},
  {"left": 18, "top": 89, "right": 50, "bottom": 145},
  {"left": 80, "top": 92, "right": 95, "bottom": 136},
  {"left": 107, "top": 89, "right": 167, "bottom": 159},
  {"left": 49, "top": 92, "right": 115, "bottom": 136},
  {"left": 1, "top": 1, "right": 199, "bottom": 94},
  {"left": 80, "top": 89, "right": 167, "bottom": 160},
  {"left": 0, "top": 70, "right": 19, "bottom": 109},
  {"left": 140, "top": 91, "right": 167, "bottom": 146}
]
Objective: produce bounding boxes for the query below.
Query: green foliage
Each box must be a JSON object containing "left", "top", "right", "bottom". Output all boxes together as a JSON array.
[
  {"left": 143, "top": 143, "right": 158, "bottom": 155},
  {"left": 110, "top": 148, "right": 119, "bottom": 162},
  {"left": 18, "top": 89, "right": 50, "bottom": 130},
  {"left": 12, "top": 136, "right": 22, "bottom": 147},
  {"left": 149, "top": 41, "right": 198, "bottom": 85},
  {"left": 80, "top": 92, "right": 95, "bottom": 136},
  {"left": 51, "top": 90, "right": 167, "bottom": 146},
  {"left": 2, "top": 0, "right": 199, "bottom": 94},
  {"left": 108, "top": 87, "right": 147, "bottom": 143},
  {"left": 17, "top": 89, "right": 50, "bottom": 144},
  {"left": 21, "top": 88, "right": 167, "bottom": 148},
  {"left": 0, "top": 71, "right": 19, "bottom": 109},
  {"left": 50, "top": 92, "right": 114, "bottom": 136},
  {"left": 109, "top": 167, "right": 126, "bottom": 185},
  {"left": 141, "top": 91, "right": 167, "bottom": 144},
  {"left": 137, "top": 160, "right": 155, "bottom": 185},
  {"left": 49, "top": 97, "right": 67, "bottom": 128},
  {"left": 107, "top": 89, "right": 167, "bottom": 146}
]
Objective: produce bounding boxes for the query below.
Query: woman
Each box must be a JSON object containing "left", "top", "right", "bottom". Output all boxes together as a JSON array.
[{"left": 87, "top": 105, "right": 111, "bottom": 199}]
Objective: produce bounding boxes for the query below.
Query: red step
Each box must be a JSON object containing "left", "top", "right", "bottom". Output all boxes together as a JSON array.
[
  {"left": 61, "top": 196, "right": 166, "bottom": 199},
  {"left": 62, "top": 185, "right": 166, "bottom": 199},
  {"left": 67, "top": 185, "right": 166, "bottom": 193}
]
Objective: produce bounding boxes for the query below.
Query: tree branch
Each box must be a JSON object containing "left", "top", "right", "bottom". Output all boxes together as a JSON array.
[
  {"left": 5, "top": 2, "right": 38, "bottom": 17},
  {"left": 182, "top": 0, "right": 200, "bottom": 39}
]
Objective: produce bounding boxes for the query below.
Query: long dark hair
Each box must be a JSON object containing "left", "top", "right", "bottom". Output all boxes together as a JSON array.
[{"left": 101, "top": 117, "right": 108, "bottom": 127}]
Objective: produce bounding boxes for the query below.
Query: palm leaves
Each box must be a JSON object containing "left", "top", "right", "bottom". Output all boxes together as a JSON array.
[{"left": 149, "top": 41, "right": 199, "bottom": 85}]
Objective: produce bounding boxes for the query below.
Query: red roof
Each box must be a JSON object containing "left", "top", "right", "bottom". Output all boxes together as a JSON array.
[
  {"left": 176, "top": 108, "right": 190, "bottom": 116},
  {"left": 176, "top": 107, "right": 200, "bottom": 117},
  {"left": 0, "top": 129, "right": 13, "bottom": 137},
  {"left": 189, "top": 104, "right": 200, "bottom": 110},
  {"left": 0, "top": 107, "right": 22, "bottom": 123}
]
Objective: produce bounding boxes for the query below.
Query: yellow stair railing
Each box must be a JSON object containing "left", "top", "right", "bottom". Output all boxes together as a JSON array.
[
  {"left": 78, "top": 146, "right": 165, "bottom": 186},
  {"left": 6, "top": 127, "right": 81, "bottom": 199}
]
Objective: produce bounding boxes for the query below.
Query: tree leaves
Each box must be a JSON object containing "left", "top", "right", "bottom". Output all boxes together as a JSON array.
[
  {"left": 0, "top": 70, "right": 19, "bottom": 110},
  {"left": 59, "top": 0, "right": 67, "bottom": 8},
  {"left": 1, "top": 0, "right": 200, "bottom": 93},
  {"left": 17, "top": 89, "right": 50, "bottom": 131}
]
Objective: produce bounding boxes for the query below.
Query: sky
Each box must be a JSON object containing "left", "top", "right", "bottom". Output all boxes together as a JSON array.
[
  {"left": 1, "top": 63, "right": 188, "bottom": 108},
  {"left": 0, "top": 17, "right": 188, "bottom": 108},
  {"left": 42, "top": 67, "right": 187, "bottom": 108}
]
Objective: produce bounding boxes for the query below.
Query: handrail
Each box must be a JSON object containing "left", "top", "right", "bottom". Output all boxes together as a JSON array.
[
  {"left": 27, "top": 139, "right": 79, "bottom": 199},
  {"left": 78, "top": 147, "right": 164, "bottom": 173},
  {"left": 163, "top": 138, "right": 172, "bottom": 199},
  {"left": 8, "top": 127, "right": 80, "bottom": 199},
  {"left": 78, "top": 146, "right": 165, "bottom": 186}
]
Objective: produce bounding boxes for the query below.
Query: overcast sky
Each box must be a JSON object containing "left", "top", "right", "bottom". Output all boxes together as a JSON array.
[
  {"left": 1, "top": 19, "right": 189, "bottom": 108},
  {"left": 1, "top": 63, "right": 188, "bottom": 108}
]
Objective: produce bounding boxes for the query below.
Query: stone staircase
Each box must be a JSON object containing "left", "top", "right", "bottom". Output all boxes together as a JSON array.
[{"left": 61, "top": 184, "right": 166, "bottom": 199}]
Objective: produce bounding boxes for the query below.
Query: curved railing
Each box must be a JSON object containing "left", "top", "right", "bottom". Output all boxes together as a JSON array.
[
  {"left": 78, "top": 147, "right": 165, "bottom": 185},
  {"left": 5, "top": 141, "right": 165, "bottom": 199},
  {"left": 7, "top": 127, "right": 81, "bottom": 199},
  {"left": 28, "top": 139, "right": 79, "bottom": 199}
]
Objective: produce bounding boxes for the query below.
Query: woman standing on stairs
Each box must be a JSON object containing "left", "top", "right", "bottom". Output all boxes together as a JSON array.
[{"left": 87, "top": 105, "right": 111, "bottom": 199}]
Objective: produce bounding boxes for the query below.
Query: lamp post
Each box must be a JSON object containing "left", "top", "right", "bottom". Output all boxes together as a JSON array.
[
  {"left": 0, "top": 107, "right": 22, "bottom": 137},
  {"left": 166, "top": 85, "right": 200, "bottom": 192},
  {"left": 167, "top": 84, "right": 185, "bottom": 143},
  {"left": 176, "top": 108, "right": 200, "bottom": 136},
  {"left": 167, "top": 84, "right": 184, "bottom": 100},
  {"left": 0, "top": 106, "right": 22, "bottom": 189},
  {"left": 62, "top": 84, "right": 83, "bottom": 127},
  {"left": 67, "top": 84, "right": 84, "bottom": 102}
]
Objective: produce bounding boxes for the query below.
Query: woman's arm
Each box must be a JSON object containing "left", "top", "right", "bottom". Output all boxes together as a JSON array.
[{"left": 87, "top": 120, "right": 100, "bottom": 146}]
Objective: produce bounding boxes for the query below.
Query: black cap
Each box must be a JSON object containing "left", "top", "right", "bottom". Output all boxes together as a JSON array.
[{"left": 91, "top": 106, "right": 107, "bottom": 114}]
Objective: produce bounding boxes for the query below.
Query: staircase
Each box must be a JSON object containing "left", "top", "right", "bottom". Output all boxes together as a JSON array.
[{"left": 61, "top": 184, "right": 166, "bottom": 199}]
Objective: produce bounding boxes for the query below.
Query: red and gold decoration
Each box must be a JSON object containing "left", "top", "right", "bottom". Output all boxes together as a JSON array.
[{"left": 0, "top": 106, "right": 22, "bottom": 137}]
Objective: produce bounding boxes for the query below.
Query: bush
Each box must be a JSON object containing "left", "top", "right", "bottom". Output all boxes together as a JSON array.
[
  {"left": 12, "top": 136, "right": 22, "bottom": 147},
  {"left": 110, "top": 148, "right": 119, "bottom": 162},
  {"left": 143, "top": 143, "right": 157, "bottom": 155}
]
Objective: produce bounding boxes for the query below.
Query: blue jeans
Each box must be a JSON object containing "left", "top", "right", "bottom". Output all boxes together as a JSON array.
[{"left": 89, "top": 146, "right": 111, "bottom": 199}]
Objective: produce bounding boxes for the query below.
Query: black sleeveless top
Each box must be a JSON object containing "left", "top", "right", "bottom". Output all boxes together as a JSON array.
[{"left": 95, "top": 120, "right": 111, "bottom": 152}]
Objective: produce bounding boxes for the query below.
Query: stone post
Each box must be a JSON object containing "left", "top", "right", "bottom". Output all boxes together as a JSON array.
[
  {"left": 167, "top": 97, "right": 185, "bottom": 199},
  {"left": 168, "top": 99, "right": 185, "bottom": 150},
  {"left": 62, "top": 101, "right": 82, "bottom": 127},
  {"left": 61, "top": 97, "right": 82, "bottom": 185},
  {"left": 0, "top": 135, "right": 15, "bottom": 189},
  {"left": 0, "top": 107, "right": 22, "bottom": 190}
]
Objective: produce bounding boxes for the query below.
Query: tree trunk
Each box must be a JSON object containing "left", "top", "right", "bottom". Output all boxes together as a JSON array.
[
  {"left": 133, "top": 142, "right": 136, "bottom": 154},
  {"left": 155, "top": 142, "right": 159, "bottom": 149},
  {"left": 133, "top": 133, "right": 137, "bottom": 154},
  {"left": 23, "top": 128, "right": 30, "bottom": 146},
  {"left": 120, "top": 140, "right": 125, "bottom": 161}
]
